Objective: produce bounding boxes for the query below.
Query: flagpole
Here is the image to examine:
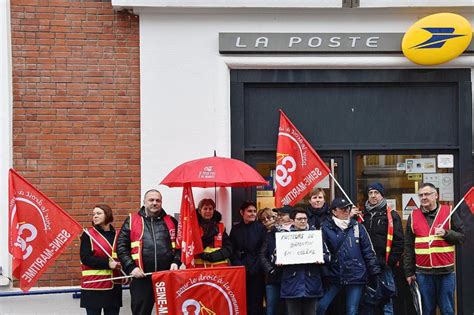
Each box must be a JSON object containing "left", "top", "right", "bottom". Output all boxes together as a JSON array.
[
  {"left": 428, "top": 198, "right": 465, "bottom": 246},
  {"left": 83, "top": 272, "right": 153, "bottom": 284},
  {"left": 328, "top": 172, "right": 353, "bottom": 205},
  {"left": 328, "top": 172, "right": 363, "bottom": 222},
  {"left": 82, "top": 228, "right": 128, "bottom": 277}
]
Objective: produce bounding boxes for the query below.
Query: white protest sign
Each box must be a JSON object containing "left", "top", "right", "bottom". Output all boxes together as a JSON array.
[{"left": 275, "top": 230, "right": 324, "bottom": 265}]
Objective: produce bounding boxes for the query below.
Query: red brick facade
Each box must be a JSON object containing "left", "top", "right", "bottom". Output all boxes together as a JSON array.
[{"left": 10, "top": 0, "right": 140, "bottom": 287}]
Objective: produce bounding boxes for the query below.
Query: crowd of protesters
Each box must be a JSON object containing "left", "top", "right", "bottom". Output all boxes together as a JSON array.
[{"left": 79, "top": 182, "right": 465, "bottom": 315}]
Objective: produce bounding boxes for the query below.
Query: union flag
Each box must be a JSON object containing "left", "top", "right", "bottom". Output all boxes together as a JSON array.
[
  {"left": 464, "top": 187, "right": 474, "bottom": 214},
  {"left": 275, "top": 110, "right": 331, "bottom": 207},
  {"left": 176, "top": 185, "right": 204, "bottom": 268},
  {"left": 8, "top": 169, "right": 83, "bottom": 292}
]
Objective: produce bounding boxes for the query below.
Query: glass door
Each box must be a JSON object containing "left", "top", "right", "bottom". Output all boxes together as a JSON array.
[{"left": 354, "top": 153, "right": 455, "bottom": 228}]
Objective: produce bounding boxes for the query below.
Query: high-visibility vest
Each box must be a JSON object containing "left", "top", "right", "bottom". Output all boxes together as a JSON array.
[
  {"left": 129, "top": 212, "right": 176, "bottom": 270},
  {"left": 81, "top": 227, "right": 115, "bottom": 290},
  {"left": 194, "top": 223, "right": 230, "bottom": 268},
  {"left": 411, "top": 205, "right": 455, "bottom": 269},
  {"left": 385, "top": 207, "right": 394, "bottom": 264}
]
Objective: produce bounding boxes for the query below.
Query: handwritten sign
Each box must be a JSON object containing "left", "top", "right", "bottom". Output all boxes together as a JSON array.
[{"left": 275, "top": 230, "right": 324, "bottom": 265}]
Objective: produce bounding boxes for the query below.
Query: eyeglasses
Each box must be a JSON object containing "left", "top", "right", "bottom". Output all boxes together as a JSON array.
[
  {"left": 294, "top": 217, "right": 308, "bottom": 221},
  {"left": 418, "top": 191, "right": 436, "bottom": 198}
]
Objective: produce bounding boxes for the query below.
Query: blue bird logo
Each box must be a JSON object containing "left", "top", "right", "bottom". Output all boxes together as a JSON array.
[{"left": 411, "top": 28, "right": 465, "bottom": 49}]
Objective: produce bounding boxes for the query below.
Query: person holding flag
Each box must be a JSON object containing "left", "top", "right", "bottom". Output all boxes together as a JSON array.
[
  {"left": 317, "top": 198, "right": 381, "bottom": 315},
  {"left": 194, "top": 198, "right": 232, "bottom": 268},
  {"left": 80, "top": 205, "right": 124, "bottom": 315},
  {"left": 116, "top": 189, "right": 181, "bottom": 315},
  {"left": 403, "top": 183, "right": 465, "bottom": 315}
]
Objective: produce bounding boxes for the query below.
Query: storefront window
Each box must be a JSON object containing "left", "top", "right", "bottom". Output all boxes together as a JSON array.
[{"left": 355, "top": 154, "right": 455, "bottom": 228}]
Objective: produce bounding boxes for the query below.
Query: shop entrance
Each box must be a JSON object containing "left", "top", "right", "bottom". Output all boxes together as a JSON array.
[{"left": 230, "top": 68, "right": 472, "bottom": 314}]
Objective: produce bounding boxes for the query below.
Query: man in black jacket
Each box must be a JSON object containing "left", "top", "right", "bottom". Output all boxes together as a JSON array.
[
  {"left": 361, "top": 183, "right": 404, "bottom": 315},
  {"left": 116, "top": 189, "right": 181, "bottom": 315}
]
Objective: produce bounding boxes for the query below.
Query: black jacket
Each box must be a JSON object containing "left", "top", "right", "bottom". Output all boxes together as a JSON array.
[
  {"left": 403, "top": 204, "right": 465, "bottom": 277},
  {"left": 307, "top": 203, "right": 331, "bottom": 230},
  {"left": 259, "top": 226, "right": 282, "bottom": 284},
  {"left": 362, "top": 204, "right": 404, "bottom": 267},
  {"left": 197, "top": 210, "right": 233, "bottom": 263},
  {"left": 116, "top": 207, "right": 181, "bottom": 274},
  {"left": 80, "top": 226, "right": 122, "bottom": 309},
  {"left": 230, "top": 220, "right": 266, "bottom": 275}
]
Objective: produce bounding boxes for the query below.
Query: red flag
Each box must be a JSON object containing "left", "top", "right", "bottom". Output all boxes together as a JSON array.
[
  {"left": 8, "top": 169, "right": 83, "bottom": 292},
  {"left": 464, "top": 187, "right": 474, "bottom": 214},
  {"left": 152, "top": 266, "right": 247, "bottom": 315},
  {"left": 275, "top": 110, "right": 331, "bottom": 207},
  {"left": 176, "top": 185, "right": 204, "bottom": 268}
]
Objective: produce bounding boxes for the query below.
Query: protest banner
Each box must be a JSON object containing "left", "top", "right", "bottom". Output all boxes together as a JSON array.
[
  {"left": 275, "top": 230, "right": 324, "bottom": 265},
  {"left": 152, "top": 266, "right": 246, "bottom": 315}
]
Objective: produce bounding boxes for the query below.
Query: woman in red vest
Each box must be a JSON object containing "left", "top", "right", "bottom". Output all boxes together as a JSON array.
[
  {"left": 80, "top": 205, "right": 123, "bottom": 315},
  {"left": 194, "top": 198, "right": 233, "bottom": 268}
]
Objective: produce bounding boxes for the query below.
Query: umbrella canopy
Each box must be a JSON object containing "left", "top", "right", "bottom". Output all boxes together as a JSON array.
[{"left": 161, "top": 156, "right": 267, "bottom": 188}]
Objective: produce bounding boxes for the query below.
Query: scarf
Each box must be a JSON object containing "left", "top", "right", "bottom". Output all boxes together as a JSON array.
[
  {"left": 365, "top": 198, "right": 387, "bottom": 212},
  {"left": 332, "top": 216, "right": 350, "bottom": 230}
]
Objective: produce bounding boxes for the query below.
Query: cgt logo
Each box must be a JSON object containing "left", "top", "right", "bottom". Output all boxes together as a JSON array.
[{"left": 402, "top": 13, "right": 472, "bottom": 65}]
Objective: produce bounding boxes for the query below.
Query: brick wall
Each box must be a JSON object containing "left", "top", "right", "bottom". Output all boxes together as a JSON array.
[{"left": 10, "top": 0, "right": 140, "bottom": 287}]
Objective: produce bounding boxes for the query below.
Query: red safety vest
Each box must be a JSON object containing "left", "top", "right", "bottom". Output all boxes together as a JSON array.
[
  {"left": 129, "top": 212, "right": 176, "bottom": 270},
  {"left": 194, "top": 222, "right": 230, "bottom": 268},
  {"left": 411, "top": 205, "right": 454, "bottom": 269},
  {"left": 81, "top": 227, "right": 116, "bottom": 290}
]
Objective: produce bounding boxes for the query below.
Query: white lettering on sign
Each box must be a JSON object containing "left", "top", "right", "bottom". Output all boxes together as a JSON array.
[
  {"left": 275, "top": 156, "right": 297, "bottom": 187},
  {"left": 255, "top": 37, "right": 269, "bottom": 48},
  {"left": 155, "top": 281, "right": 168, "bottom": 314}
]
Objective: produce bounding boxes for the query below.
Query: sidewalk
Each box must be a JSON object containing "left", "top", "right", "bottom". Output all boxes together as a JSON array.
[{"left": 0, "top": 288, "right": 133, "bottom": 315}]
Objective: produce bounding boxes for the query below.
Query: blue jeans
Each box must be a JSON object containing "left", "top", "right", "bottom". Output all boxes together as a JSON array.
[
  {"left": 416, "top": 272, "right": 455, "bottom": 315},
  {"left": 266, "top": 283, "right": 281, "bottom": 315},
  {"left": 317, "top": 284, "right": 364, "bottom": 315}
]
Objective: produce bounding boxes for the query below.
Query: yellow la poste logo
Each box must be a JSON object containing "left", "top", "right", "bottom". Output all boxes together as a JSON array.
[{"left": 402, "top": 13, "right": 472, "bottom": 65}]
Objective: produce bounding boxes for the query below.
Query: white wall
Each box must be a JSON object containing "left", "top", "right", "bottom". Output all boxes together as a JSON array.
[
  {"left": 138, "top": 8, "right": 473, "bottom": 230},
  {"left": 0, "top": 0, "right": 12, "bottom": 287}
]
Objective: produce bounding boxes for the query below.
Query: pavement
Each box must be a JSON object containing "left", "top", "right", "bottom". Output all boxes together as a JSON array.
[{"left": 0, "top": 288, "right": 135, "bottom": 315}]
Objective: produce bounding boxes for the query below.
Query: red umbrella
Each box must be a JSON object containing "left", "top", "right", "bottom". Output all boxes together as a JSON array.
[{"left": 160, "top": 156, "right": 267, "bottom": 188}]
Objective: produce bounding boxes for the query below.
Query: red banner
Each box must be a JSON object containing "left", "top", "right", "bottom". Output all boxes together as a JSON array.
[
  {"left": 176, "top": 185, "right": 204, "bottom": 268},
  {"left": 8, "top": 169, "right": 83, "bottom": 292},
  {"left": 152, "top": 266, "right": 247, "bottom": 315},
  {"left": 464, "top": 187, "right": 474, "bottom": 214},
  {"left": 275, "top": 110, "right": 331, "bottom": 207}
]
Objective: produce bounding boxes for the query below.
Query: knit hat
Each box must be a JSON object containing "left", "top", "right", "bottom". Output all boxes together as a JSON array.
[{"left": 367, "top": 182, "right": 384, "bottom": 196}]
